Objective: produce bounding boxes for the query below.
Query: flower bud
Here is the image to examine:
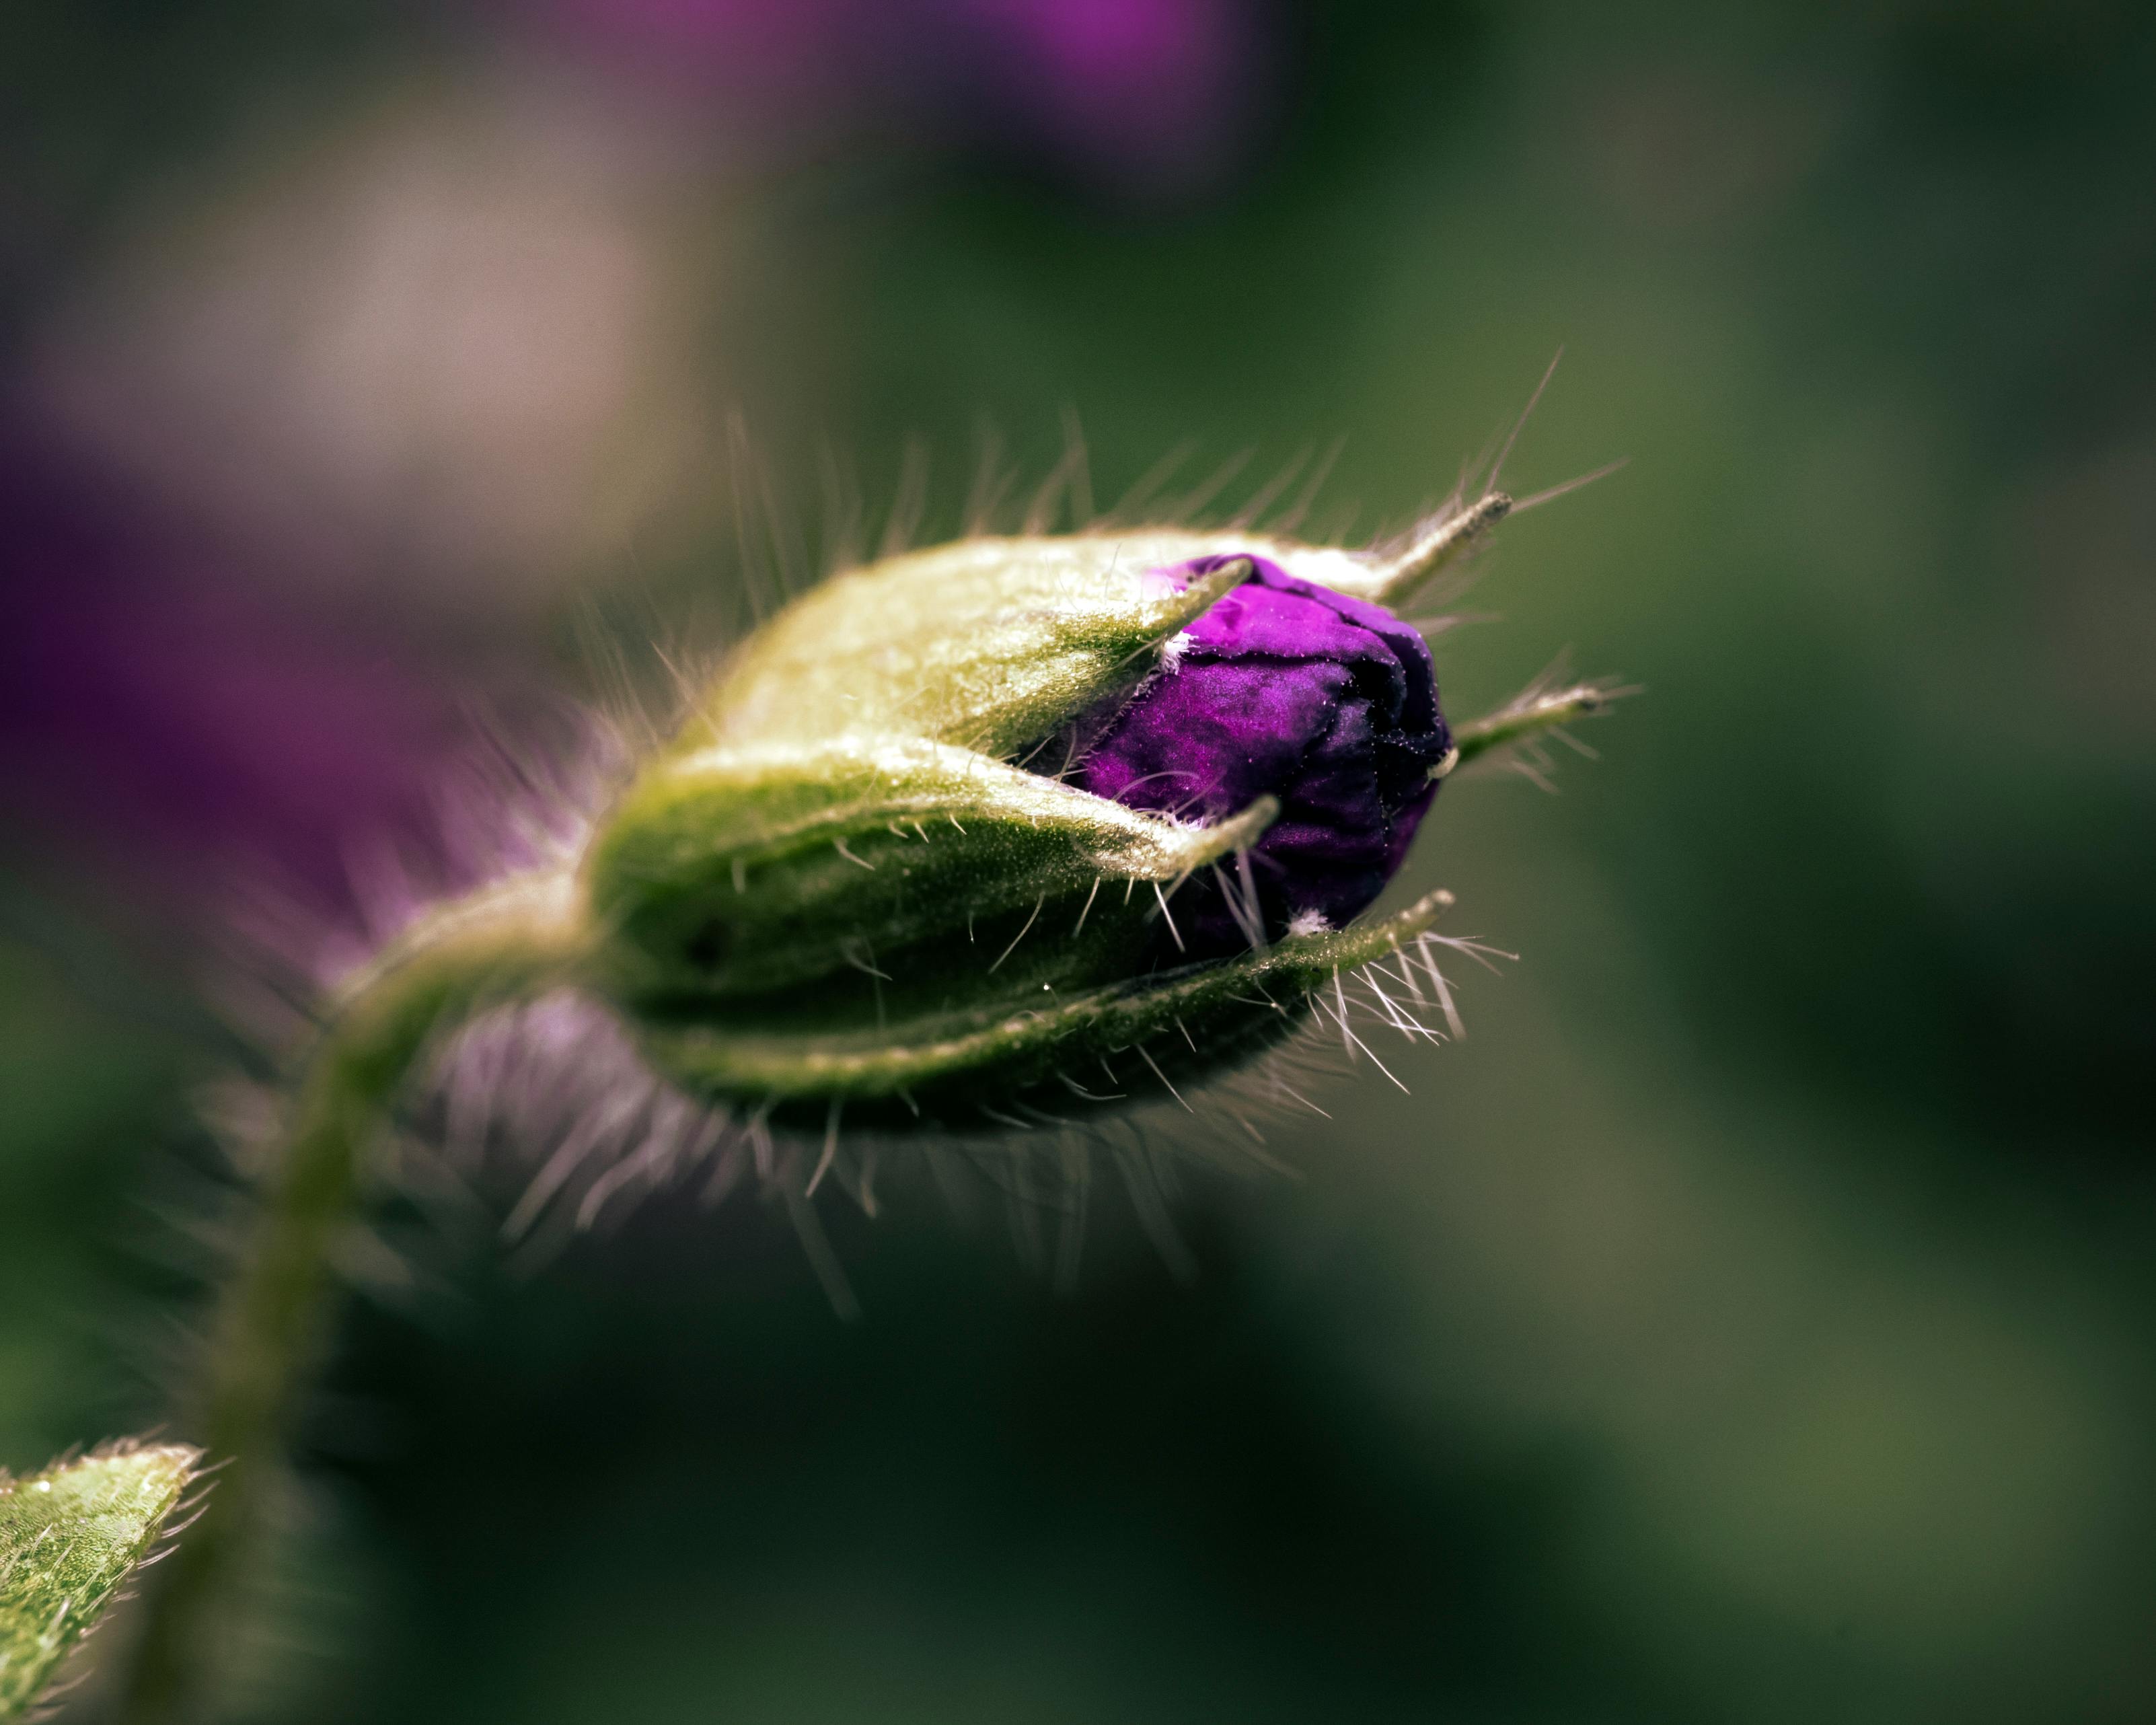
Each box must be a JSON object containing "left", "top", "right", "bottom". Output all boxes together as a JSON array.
[
  {"left": 1074, "top": 554, "right": 1451, "bottom": 957},
  {"left": 581, "top": 503, "right": 1518, "bottom": 1128}
]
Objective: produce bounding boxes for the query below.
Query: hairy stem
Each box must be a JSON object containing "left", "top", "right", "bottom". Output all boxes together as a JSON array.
[{"left": 112, "top": 871, "right": 590, "bottom": 1724}]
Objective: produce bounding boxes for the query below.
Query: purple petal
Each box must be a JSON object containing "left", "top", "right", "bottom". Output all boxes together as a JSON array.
[{"left": 1076, "top": 554, "right": 1450, "bottom": 957}]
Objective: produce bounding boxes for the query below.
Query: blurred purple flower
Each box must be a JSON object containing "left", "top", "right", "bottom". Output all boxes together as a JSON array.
[
  {"left": 510, "top": 0, "right": 1267, "bottom": 194},
  {"left": 955, "top": 0, "right": 1259, "bottom": 192},
  {"left": 0, "top": 412, "right": 466, "bottom": 912},
  {"left": 523, "top": 0, "right": 861, "bottom": 135},
  {"left": 1078, "top": 555, "right": 1450, "bottom": 957}
]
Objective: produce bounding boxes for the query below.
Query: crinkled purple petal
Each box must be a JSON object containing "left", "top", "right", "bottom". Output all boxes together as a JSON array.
[{"left": 1076, "top": 554, "right": 1448, "bottom": 957}]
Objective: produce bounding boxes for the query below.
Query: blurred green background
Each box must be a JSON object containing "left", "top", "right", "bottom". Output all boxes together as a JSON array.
[{"left": 5, "top": 1, "right": 2155, "bottom": 1720}]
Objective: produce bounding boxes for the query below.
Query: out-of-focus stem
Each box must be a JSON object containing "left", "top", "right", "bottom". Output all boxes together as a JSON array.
[{"left": 112, "top": 871, "right": 590, "bottom": 1725}]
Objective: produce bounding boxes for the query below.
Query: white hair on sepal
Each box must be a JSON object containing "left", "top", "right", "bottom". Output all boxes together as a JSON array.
[
  {"left": 201, "top": 690, "right": 625, "bottom": 1042},
  {"left": 165, "top": 688, "right": 695, "bottom": 1296},
  {"left": 1450, "top": 651, "right": 1641, "bottom": 791},
  {"left": 1112, "top": 1131, "right": 1201, "bottom": 1284},
  {"left": 1022, "top": 413, "right": 1096, "bottom": 537},
  {"left": 1004, "top": 1129, "right": 1049, "bottom": 1273},
  {"left": 400, "top": 991, "right": 910, "bottom": 1313},
  {"left": 407, "top": 1000, "right": 1138, "bottom": 1313},
  {"left": 1052, "top": 1136, "right": 1093, "bottom": 1296},
  {"left": 726, "top": 411, "right": 813, "bottom": 626},
  {"left": 898, "top": 932, "right": 1503, "bottom": 1289},
  {"left": 774, "top": 1138, "right": 861, "bottom": 1321},
  {"left": 786, "top": 410, "right": 1357, "bottom": 561},
  {"left": 424, "top": 992, "right": 712, "bottom": 1260},
  {"left": 817, "top": 439, "right": 868, "bottom": 581},
  {"left": 1207, "top": 854, "right": 1270, "bottom": 955},
  {"left": 1096, "top": 925, "right": 1516, "bottom": 1190},
  {"left": 1158, "top": 447, "right": 1259, "bottom": 528}
]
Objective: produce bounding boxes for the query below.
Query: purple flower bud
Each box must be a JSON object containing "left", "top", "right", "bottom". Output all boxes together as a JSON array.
[{"left": 1076, "top": 554, "right": 1451, "bottom": 957}]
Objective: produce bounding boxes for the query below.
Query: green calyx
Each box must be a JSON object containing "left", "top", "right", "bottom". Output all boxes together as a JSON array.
[{"left": 579, "top": 540, "right": 1302, "bottom": 1120}]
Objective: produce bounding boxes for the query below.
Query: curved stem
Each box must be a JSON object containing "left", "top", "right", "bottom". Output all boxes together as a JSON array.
[{"left": 112, "top": 871, "right": 591, "bottom": 1725}]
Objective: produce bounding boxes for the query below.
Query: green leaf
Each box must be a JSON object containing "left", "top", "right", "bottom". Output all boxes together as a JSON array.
[{"left": 0, "top": 1442, "right": 200, "bottom": 1720}]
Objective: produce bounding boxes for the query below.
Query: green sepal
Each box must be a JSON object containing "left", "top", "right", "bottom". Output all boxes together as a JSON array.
[
  {"left": 633, "top": 888, "right": 1456, "bottom": 1129},
  {"left": 1454, "top": 677, "right": 1632, "bottom": 766},
  {"left": 586, "top": 735, "right": 1277, "bottom": 1004},
  {"left": 692, "top": 542, "right": 1253, "bottom": 758},
  {"left": 0, "top": 1442, "right": 200, "bottom": 1720}
]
